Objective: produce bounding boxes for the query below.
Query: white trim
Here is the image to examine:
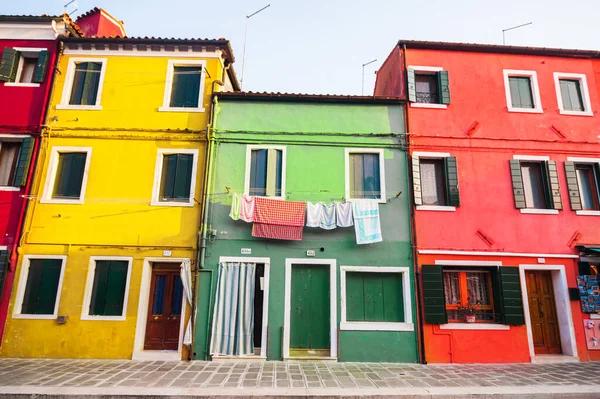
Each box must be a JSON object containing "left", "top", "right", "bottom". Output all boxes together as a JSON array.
[
  {"left": 520, "top": 209, "right": 559, "bottom": 215},
  {"left": 63, "top": 49, "right": 222, "bottom": 58},
  {"left": 434, "top": 260, "right": 503, "bottom": 266},
  {"left": 339, "top": 266, "right": 413, "bottom": 332},
  {"left": 410, "top": 103, "right": 447, "bottom": 109},
  {"left": 4, "top": 83, "right": 40, "bottom": 88},
  {"left": 590, "top": 314, "right": 600, "bottom": 320},
  {"left": 503, "top": 69, "right": 543, "bottom": 113},
  {"left": 0, "top": 23, "right": 58, "bottom": 40},
  {"left": 412, "top": 151, "right": 450, "bottom": 158},
  {"left": 0, "top": 187, "right": 21, "bottom": 192},
  {"left": 344, "top": 148, "right": 387, "bottom": 203},
  {"left": 513, "top": 155, "right": 550, "bottom": 161},
  {"left": 40, "top": 146, "right": 92, "bottom": 204},
  {"left": 150, "top": 149, "right": 199, "bottom": 207},
  {"left": 553, "top": 72, "right": 593, "bottom": 116},
  {"left": 284, "top": 258, "right": 337, "bottom": 360},
  {"left": 59, "top": 58, "right": 107, "bottom": 109},
  {"left": 566, "top": 157, "right": 600, "bottom": 163},
  {"left": 519, "top": 264, "right": 578, "bottom": 361},
  {"left": 0, "top": 246, "right": 7, "bottom": 250},
  {"left": 12, "top": 255, "right": 67, "bottom": 320},
  {"left": 159, "top": 59, "right": 207, "bottom": 113},
  {"left": 217, "top": 256, "right": 270, "bottom": 359},
  {"left": 243, "top": 145, "right": 287, "bottom": 200},
  {"left": 439, "top": 323, "right": 510, "bottom": 331},
  {"left": 416, "top": 205, "right": 456, "bottom": 212},
  {"left": 132, "top": 257, "right": 189, "bottom": 361},
  {"left": 576, "top": 210, "right": 600, "bottom": 216},
  {"left": 418, "top": 249, "right": 579, "bottom": 259},
  {"left": 80, "top": 256, "right": 133, "bottom": 321},
  {"left": 409, "top": 66, "right": 444, "bottom": 72}
]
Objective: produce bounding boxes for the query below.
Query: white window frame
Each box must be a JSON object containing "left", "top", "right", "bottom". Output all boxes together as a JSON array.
[
  {"left": 553, "top": 72, "right": 593, "bottom": 116},
  {"left": 158, "top": 60, "right": 207, "bottom": 113},
  {"left": 41, "top": 146, "right": 92, "bottom": 205},
  {"left": 3, "top": 47, "right": 46, "bottom": 88},
  {"left": 244, "top": 145, "right": 287, "bottom": 200},
  {"left": 80, "top": 256, "right": 133, "bottom": 321},
  {"left": 512, "top": 154, "right": 558, "bottom": 215},
  {"left": 345, "top": 148, "right": 386, "bottom": 204},
  {"left": 503, "top": 69, "right": 543, "bottom": 113},
  {"left": 340, "top": 266, "right": 413, "bottom": 332},
  {"left": 12, "top": 255, "right": 67, "bottom": 320},
  {"left": 0, "top": 134, "right": 26, "bottom": 191},
  {"left": 56, "top": 57, "right": 107, "bottom": 110},
  {"left": 413, "top": 151, "right": 456, "bottom": 212},
  {"left": 408, "top": 66, "right": 447, "bottom": 109},
  {"left": 567, "top": 156, "right": 600, "bottom": 216},
  {"left": 151, "top": 148, "right": 199, "bottom": 207}
]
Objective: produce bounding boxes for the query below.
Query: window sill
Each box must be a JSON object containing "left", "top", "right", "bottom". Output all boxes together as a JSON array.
[
  {"left": 150, "top": 200, "right": 195, "bottom": 207},
  {"left": 559, "top": 110, "right": 593, "bottom": 117},
  {"left": 416, "top": 205, "right": 456, "bottom": 212},
  {"left": 212, "top": 355, "right": 267, "bottom": 361},
  {"left": 158, "top": 106, "right": 206, "bottom": 113},
  {"left": 410, "top": 103, "right": 447, "bottom": 109},
  {"left": 507, "top": 107, "right": 543, "bottom": 114},
  {"left": 347, "top": 198, "right": 387, "bottom": 204},
  {"left": 56, "top": 104, "right": 102, "bottom": 111},
  {"left": 340, "top": 321, "right": 414, "bottom": 332},
  {"left": 12, "top": 314, "right": 57, "bottom": 320},
  {"left": 39, "top": 198, "right": 84, "bottom": 205},
  {"left": 576, "top": 210, "right": 600, "bottom": 216},
  {"left": 4, "top": 82, "right": 41, "bottom": 88},
  {"left": 439, "top": 323, "right": 510, "bottom": 331},
  {"left": 0, "top": 186, "right": 21, "bottom": 192},
  {"left": 80, "top": 315, "right": 126, "bottom": 321},
  {"left": 520, "top": 209, "right": 559, "bottom": 215}
]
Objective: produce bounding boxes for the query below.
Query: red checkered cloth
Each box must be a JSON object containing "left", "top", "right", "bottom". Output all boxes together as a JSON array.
[{"left": 252, "top": 197, "right": 306, "bottom": 241}]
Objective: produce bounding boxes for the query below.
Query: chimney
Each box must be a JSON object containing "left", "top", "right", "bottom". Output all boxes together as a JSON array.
[{"left": 76, "top": 7, "right": 126, "bottom": 37}]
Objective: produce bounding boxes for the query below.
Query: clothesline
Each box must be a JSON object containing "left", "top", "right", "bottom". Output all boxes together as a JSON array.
[{"left": 210, "top": 189, "right": 402, "bottom": 201}]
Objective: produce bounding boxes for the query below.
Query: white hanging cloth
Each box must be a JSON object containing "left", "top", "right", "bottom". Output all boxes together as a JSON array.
[{"left": 180, "top": 259, "right": 193, "bottom": 346}]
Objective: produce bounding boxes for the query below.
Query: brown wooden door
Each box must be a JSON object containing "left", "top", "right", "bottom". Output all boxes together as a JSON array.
[
  {"left": 526, "top": 270, "right": 562, "bottom": 355},
  {"left": 144, "top": 264, "right": 184, "bottom": 350}
]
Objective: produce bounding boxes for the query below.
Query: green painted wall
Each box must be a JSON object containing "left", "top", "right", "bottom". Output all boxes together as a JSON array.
[{"left": 194, "top": 99, "right": 417, "bottom": 363}]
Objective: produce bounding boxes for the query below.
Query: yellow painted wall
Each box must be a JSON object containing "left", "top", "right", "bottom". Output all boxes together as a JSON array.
[{"left": 1, "top": 49, "right": 225, "bottom": 358}]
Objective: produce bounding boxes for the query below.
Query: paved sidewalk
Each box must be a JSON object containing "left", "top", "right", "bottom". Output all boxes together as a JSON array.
[{"left": 0, "top": 358, "right": 599, "bottom": 397}]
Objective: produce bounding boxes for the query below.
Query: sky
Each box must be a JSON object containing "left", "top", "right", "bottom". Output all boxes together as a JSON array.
[{"left": 4, "top": 0, "right": 600, "bottom": 95}]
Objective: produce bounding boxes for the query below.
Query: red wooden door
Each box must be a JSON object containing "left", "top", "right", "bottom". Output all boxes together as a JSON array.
[
  {"left": 526, "top": 270, "right": 562, "bottom": 355},
  {"left": 144, "top": 264, "right": 183, "bottom": 350}
]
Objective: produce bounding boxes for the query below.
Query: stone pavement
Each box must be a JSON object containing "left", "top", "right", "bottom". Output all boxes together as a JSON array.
[{"left": 0, "top": 358, "right": 599, "bottom": 398}]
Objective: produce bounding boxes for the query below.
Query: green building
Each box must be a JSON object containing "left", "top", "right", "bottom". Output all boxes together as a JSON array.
[{"left": 194, "top": 92, "right": 417, "bottom": 362}]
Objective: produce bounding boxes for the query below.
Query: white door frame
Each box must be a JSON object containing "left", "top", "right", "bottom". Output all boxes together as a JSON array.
[
  {"left": 519, "top": 264, "right": 578, "bottom": 361},
  {"left": 132, "top": 257, "right": 189, "bottom": 361},
  {"left": 283, "top": 258, "right": 337, "bottom": 360}
]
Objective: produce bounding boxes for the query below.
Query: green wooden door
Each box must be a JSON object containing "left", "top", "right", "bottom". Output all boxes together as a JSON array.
[{"left": 290, "top": 264, "right": 330, "bottom": 350}]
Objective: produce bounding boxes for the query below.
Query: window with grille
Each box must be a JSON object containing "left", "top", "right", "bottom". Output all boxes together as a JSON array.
[{"left": 443, "top": 270, "right": 495, "bottom": 322}]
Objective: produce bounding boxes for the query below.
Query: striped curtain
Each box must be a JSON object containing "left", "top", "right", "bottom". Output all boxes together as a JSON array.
[{"left": 210, "top": 262, "right": 256, "bottom": 356}]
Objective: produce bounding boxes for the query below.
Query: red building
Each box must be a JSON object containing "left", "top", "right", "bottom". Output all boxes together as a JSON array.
[{"left": 376, "top": 41, "right": 600, "bottom": 363}]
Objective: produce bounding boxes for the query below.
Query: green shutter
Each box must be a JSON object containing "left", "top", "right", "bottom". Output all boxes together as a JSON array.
[
  {"left": 422, "top": 265, "right": 447, "bottom": 324},
  {"left": 22, "top": 259, "right": 62, "bottom": 315},
  {"left": 382, "top": 273, "right": 404, "bottom": 322},
  {"left": 490, "top": 267, "right": 505, "bottom": 324},
  {"left": 0, "top": 48, "right": 20, "bottom": 82},
  {"left": 0, "top": 250, "right": 9, "bottom": 300},
  {"left": 103, "top": 261, "right": 128, "bottom": 316},
  {"left": 13, "top": 136, "right": 34, "bottom": 187},
  {"left": 498, "top": 266, "right": 525, "bottom": 326},
  {"left": 407, "top": 67, "right": 416, "bottom": 102},
  {"left": 90, "top": 261, "right": 110, "bottom": 315},
  {"left": 53, "top": 152, "right": 87, "bottom": 199},
  {"left": 545, "top": 161, "right": 562, "bottom": 210},
  {"left": 444, "top": 156, "right": 460, "bottom": 206},
  {"left": 564, "top": 161, "right": 582, "bottom": 211},
  {"left": 437, "top": 71, "right": 451, "bottom": 104},
  {"left": 32, "top": 50, "right": 49, "bottom": 84},
  {"left": 346, "top": 272, "right": 365, "bottom": 321},
  {"left": 172, "top": 154, "right": 193, "bottom": 200},
  {"left": 509, "top": 160, "right": 526, "bottom": 209},
  {"left": 412, "top": 156, "right": 422, "bottom": 205}
]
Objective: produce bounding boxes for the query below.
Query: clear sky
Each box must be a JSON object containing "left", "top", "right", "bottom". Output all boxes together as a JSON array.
[{"left": 4, "top": 0, "right": 600, "bottom": 95}]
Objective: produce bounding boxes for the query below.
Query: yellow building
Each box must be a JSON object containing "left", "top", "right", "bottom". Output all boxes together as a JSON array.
[{"left": 0, "top": 37, "right": 238, "bottom": 360}]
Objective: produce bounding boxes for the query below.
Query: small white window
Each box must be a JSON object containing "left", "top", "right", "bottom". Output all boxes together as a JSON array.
[
  {"left": 81, "top": 256, "right": 133, "bottom": 321},
  {"left": 56, "top": 58, "right": 107, "bottom": 110},
  {"left": 151, "top": 149, "right": 199, "bottom": 206},
  {"left": 407, "top": 66, "right": 449, "bottom": 109},
  {"left": 553, "top": 72, "right": 593, "bottom": 116},
  {"left": 159, "top": 60, "right": 207, "bottom": 113},
  {"left": 244, "top": 145, "right": 286, "bottom": 199},
  {"left": 503, "top": 70, "right": 543, "bottom": 113},
  {"left": 41, "top": 146, "right": 92, "bottom": 204},
  {"left": 13, "top": 255, "right": 66, "bottom": 320},
  {"left": 340, "top": 266, "right": 413, "bottom": 332},
  {"left": 345, "top": 148, "right": 386, "bottom": 203}
]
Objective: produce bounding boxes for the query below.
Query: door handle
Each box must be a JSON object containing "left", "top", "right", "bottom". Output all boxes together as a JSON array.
[{"left": 538, "top": 301, "right": 544, "bottom": 318}]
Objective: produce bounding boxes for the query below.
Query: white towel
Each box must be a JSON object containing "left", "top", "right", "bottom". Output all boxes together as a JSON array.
[
  {"left": 229, "top": 193, "right": 241, "bottom": 220},
  {"left": 320, "top": 203, "right": 336, "bottom": 230},
  {"left": 335, "top": 202, "right": 353, "bottom": 227},
  {"left": 352, "top": 200, "right": 382, "bottom": 245},
  {"left": 306, "top": 202, "right": 322, "bottom": 227},
  {"left": 240, "top": 195, "right": 256, "bottom": 223}
]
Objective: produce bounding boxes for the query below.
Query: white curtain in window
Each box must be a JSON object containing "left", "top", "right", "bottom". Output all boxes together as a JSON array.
[
  {"left": 0, "top": 143, "right": 19, "bottom": 186},
  {"left": 180, "top": 259, "right": 193, "bottom": 345},
  {"left": 421, "top": 162, "right": 441, "bottom": 205}
]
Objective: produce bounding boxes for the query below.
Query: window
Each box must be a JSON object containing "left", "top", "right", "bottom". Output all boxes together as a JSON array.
[
  {"left": 444, "top": 270, "right": 494, "bottom": 323},
  {"left": 510, "top": 157, "right": 562, "bottom": 213},
  {"left": 345, "top": 148, "right": 385, "bottom": 202},
  {"left": 413, "top": 153, "right": 459, "bottom": 209},
  {"left": 13, "top": 256, "right": 66, "bottom": 319},
  {"left": 0, "top": 142, "right": 20, "bottom": 186},
  {"left": 160, "top": 60, "right": 207, "bottom": 112},
  {"left": 41, "top": 147, "right": 92, "bottom": 204},
  {"left": 521, "top": 162, "right": 548, "bottom": 209},
  {"left": 340, "top": 266, "right": 413, "bottom": 331},
  {"left": 245, "top": 146, "right": 286, "bottom": 199},
  {"left": 503, "top": 70, "right": 542, "bottom": 113},
  {"left": 565, "top": 158, "right": 600, "bottom": 214},
  {"left": 151, "top": 149, "right": 198, "bottom": 206},
  {"left": 82, "top": 257, "right": 132, "bottom": 320},
  {"left": 407, "top": 66, "right": 450, "bottom": 108},
  {"left": 553, "top": 73, "right": 593, "bottom": 116},
  {"left": 58, "top": 58, "right": 107, "bottom": 110},
  {"left": 0, "top": 47, "right": 48, "bottom": 86}
]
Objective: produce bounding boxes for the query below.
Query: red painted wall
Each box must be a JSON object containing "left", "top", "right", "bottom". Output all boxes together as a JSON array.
[
  {"left": 76, "top": 12, "right": 125, "bottom": 38},
  {"left": 374, "top": 46, "right": 405, "bottom": 97}
]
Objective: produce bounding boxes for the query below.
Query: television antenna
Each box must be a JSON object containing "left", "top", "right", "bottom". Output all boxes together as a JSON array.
[
  {"left": 240, "top": 4, "right": 271, "bottom": 90},
  {"left": 64, "top": 0, "right": 79, "bottom": 16},
  {"left": 361, "top": 59, "right": 377, "bottom": 95},
  {"left": 502, "top": 22, "right": 532, "bottom": 45}
]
